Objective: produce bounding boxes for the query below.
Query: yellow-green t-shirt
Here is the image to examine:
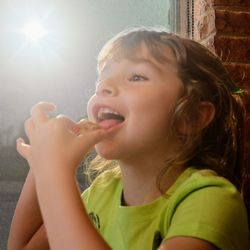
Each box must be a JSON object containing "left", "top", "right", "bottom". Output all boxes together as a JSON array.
[{"left": 82, "top": 167, "right": 249, "bottom": 250}]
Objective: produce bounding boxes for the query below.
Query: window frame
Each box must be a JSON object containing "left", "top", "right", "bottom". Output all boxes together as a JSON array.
[{"left": 169, "top": 0, "right": 193, "bottom": 38}]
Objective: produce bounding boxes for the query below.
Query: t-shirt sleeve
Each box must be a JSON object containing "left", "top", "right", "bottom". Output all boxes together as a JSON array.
[{"left": 165, "top": 185, "right": 249, "bottom": 250}]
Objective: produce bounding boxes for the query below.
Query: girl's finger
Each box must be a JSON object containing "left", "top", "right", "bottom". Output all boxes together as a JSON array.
[
  {"left": 16, "top": 138, "right": 30, "bottom": 159},
  {"left": 77, "top": 119, "right": 100, "bottom": 132},
  {"left": 31, "top": 102, "right": 56, "bottom": 125},
  {"left": 71, "top": 119, "right": 107, "bottom": 156},
  {"left": 55, "top": 115, "right": 79, "bottom": 135},
  {"left": 76, "top": 126, "right": 109, "bottom": 148},
  {"left": 24, "top": 118, "right": 35, "bottom": 141}
]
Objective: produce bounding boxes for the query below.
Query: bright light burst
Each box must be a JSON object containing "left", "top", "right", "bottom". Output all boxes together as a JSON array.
[{"left": 20, "top": 20, "right": 48, "bottom": 43}]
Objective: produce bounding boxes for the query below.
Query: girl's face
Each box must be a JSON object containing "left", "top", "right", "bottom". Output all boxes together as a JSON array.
[{"left": 87, "top": 43, "right": 183, "bottom": 162}]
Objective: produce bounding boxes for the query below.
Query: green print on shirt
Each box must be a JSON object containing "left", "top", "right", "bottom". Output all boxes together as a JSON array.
[
  {"left": 88, "top": 211, "right": 163, "bottom": 249},
  {"left": 89, "top": 212, "right": 100, "bottom": 229}
]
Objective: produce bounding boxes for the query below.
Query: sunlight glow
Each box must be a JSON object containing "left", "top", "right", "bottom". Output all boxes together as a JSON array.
[{"left": 20, "top": 20, "right": 48, "bottom": 42}]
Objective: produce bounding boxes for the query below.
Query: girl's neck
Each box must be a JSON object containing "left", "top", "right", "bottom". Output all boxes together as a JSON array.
[{"left": 118, "top": 158, "right": 186, "bottom": 206}]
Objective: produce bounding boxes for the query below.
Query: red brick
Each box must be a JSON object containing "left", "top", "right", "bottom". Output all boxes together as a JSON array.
[
  {"left": 215, "top": 9, "right": 250, "bottom": 35},
  {"left": 214, "top": 0, "right": 250, "bottom": 7},
  {"left": 214, "top": 36, "right": 250, "bottom": 62}
]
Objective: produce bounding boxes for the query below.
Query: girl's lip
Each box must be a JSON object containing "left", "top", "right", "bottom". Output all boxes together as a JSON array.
[
  {"left": 90, "top": 104, "right": 125, "bottom": 133},
  {"left": 92, "top": 104, "right": 124, "bottom": 123}
]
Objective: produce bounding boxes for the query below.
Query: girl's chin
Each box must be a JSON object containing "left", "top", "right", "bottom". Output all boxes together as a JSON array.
[
  {"left": 95, "top": 144, "right": 125, "bottom": 161},
  {"left": 94, "top": 145, "right": 115, "bottom": 160}
]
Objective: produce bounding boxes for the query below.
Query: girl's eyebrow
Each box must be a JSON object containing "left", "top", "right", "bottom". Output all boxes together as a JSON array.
[
  {"left": 99, "top": 56, "right": 173, "bottom": 77},
  {"left": 129, "top": 58, "right": 168, "bottom": 73}
]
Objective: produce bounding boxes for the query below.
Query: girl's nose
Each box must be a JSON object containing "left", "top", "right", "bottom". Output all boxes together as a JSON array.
[{"left": 95, "top": 82, "right": 117, "bottom": 97}]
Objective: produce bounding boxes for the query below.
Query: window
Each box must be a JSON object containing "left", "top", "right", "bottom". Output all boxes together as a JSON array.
[{"left": 88, "top": 0, "right": 187, "bottom": 36}]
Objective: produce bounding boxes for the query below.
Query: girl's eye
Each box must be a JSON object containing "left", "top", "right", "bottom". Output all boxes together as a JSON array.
[{"left": 129, "top": 74, "right": 148, "bottom": 82}]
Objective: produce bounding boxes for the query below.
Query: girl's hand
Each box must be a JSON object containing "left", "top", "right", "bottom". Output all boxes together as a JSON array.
[
  {"left": 15, "top": 103, "right": 112, "bottom": 250},
  {"left": 16, "top": 102, "right": 108, "bottom": 175}
]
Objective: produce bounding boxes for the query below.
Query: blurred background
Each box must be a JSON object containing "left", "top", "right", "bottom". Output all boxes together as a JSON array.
[{"left": 0, "top": 0, "right": 175, "bottom": 248}]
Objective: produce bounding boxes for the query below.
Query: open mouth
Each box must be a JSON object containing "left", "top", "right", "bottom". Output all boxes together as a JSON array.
[{"left": 95, "top": 107, "right": 125, "bottom": 129}]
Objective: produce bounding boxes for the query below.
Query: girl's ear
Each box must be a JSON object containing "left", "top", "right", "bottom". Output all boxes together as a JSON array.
[
  {"left": 178, "top": 101, "right": 215, "bottom": 136},
  {"left": 197, "top": 101, "right": 215, "bottom": 130}
]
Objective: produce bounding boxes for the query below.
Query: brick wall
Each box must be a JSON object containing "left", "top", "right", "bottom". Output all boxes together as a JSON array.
[
  {"left": 214, "top": 0, "right": 250, "bottom": 87},
  {"left": 192, "top": 0, "right": 216, "bottom": 51},
  {"left": 192, "top": 0, "right": 250, "bottom": 87},
  {"left": 192, "top": 0, "right": 250, "bottom": 232}
]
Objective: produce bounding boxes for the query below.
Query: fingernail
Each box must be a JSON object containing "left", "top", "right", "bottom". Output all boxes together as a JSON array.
[{"left": 16, "top": 138, "right": 21, "bottom": 144}]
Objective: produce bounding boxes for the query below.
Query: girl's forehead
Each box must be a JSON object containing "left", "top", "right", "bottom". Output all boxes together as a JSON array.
[
  {"left": 122, "top": 42, "right": 176, "bottom": 63},
  {"left": 100, "top": 42, "right": 177, "bottom": 75}
]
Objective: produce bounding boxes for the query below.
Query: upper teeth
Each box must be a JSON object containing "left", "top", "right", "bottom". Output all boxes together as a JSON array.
[{"left": 97, "top": 107, "right": 120, "bottom": 119}]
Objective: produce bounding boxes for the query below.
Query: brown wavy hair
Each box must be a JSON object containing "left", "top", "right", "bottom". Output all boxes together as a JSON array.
[{"left": 86, "top": 27, "right": 246, "bottom": 192}]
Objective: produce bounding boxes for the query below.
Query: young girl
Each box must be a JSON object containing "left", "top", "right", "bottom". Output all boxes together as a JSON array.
[{"left": 8, "top": 27, "right": 249, "bottom": 250}]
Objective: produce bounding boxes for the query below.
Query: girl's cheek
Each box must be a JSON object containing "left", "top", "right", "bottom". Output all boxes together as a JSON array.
[{"left": 86, "top": 95, "right": 95, "bottom": 120}]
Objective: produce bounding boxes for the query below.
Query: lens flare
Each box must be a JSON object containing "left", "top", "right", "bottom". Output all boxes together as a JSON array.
[{"left": 20, "top": 20, "right": 48, "bottom": 42}]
